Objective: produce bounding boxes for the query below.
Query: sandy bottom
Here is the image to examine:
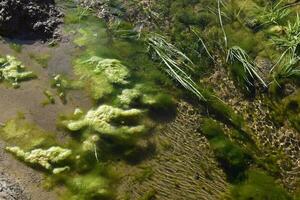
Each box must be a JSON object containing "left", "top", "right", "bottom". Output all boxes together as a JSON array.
[{"left": 0, "top": 37, "right": 91, "bottom": 199}]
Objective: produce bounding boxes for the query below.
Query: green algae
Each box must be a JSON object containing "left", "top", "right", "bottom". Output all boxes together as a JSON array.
[
  {"left": 230, "top": 169, "right": 291, "bottom": 200},
  {"left": 65, "top": 174, "right": 112, "bottom": 200},
  {"left": 0, "top": 117, "right": 56, "bottom": 151},
  {"left": 29, "top": 53, "right": 51, "bottom": 68},
  {"left": 6, "top": 146, "right": 72, "bottom": 174},
  {"left": 74, "top": 56, "right": 130, "bottom": 100},
  {"left": 270, "top": 89, "right": 300, "bottom": 131},
  {"left": 201, "top": 118, "right": 252, "bottom": 181},
  {"left": 0, "top": 55, "right": 36, "bottom": 87},
  {"left": 43, "top": 90, "right": 56, "bottom": 105},
  {"left": 64, "top": 105, "right": 146, "bottom": 141},
  {"left": 51, "top": 74, "right": 80, "bottom": 104}
]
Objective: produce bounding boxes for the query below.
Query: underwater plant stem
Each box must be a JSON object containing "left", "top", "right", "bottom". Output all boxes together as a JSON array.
[{"left": 217, "top": 0, "right": 228, "bottom": 49}]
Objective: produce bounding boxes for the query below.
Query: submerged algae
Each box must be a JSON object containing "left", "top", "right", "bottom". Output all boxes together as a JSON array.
[
  {"left": 0, "top": 55, "right": 35, "bottom": 87},
  {"left": 6, "top": 146, "right": 71, "bottom": 174},
  {"left": 0, "top": 117, "right": 56, "bottom": 150},
  {"left": 65, "top": 105, "right": 145, "bottom": 140},
  {"left": 74, "top": 56, "right": 130, "bottom": 100}
]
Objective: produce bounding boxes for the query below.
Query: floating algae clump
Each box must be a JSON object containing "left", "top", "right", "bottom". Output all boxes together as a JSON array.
[
  {"left": 75, "top": 56, "right": 130, "bottom": 100},
  {"left": 0, "top": 55, "right": 35, "bottom": 87},
  {"left": 117, "top": 87, "right": 141, "bottom": 107},
  {"left": 65, "top": 105, "right": 145, "bottom": 140},
  {"left": 6, "top": 146, "right": 72, "bottom": 174},
  {"left": 82, "top": 56, "right": 129, "bottom": 84}
]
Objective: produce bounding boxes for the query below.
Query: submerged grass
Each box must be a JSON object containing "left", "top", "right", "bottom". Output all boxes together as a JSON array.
[
  {"left": 227, "top": 46, "right": 268, "bottom": 88},
  {"left": 148, "top": 33, "right": 206, "bottom": 101}
]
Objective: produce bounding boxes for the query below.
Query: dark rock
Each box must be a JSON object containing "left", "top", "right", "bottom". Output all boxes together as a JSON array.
[{"left": 0, "top": 0, "right": 63, "bottom": 40}]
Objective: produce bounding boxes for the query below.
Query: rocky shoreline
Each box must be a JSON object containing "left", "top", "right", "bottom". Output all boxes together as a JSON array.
[{"left": 0, "top": 0, "right": 63, "bottom": 39}]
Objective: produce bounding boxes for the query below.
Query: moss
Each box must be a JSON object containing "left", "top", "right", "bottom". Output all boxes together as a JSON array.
[
  {"left": 230, "top": 169, "right": 291, "bottom": 200},
  {"left": 270, "top": 89, "right": 300, "bottom": 131},
  {"left": 201, "top": 118, "right": 252, "bottom": 181}
]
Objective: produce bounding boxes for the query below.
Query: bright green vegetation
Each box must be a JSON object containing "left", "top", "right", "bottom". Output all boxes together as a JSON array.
[
  {"left": 0, "top": 55, "right": 36, "bottom": 87},
  {"left": 74, "top": 57, "right": 130, "bottom": 100},
  {"left": 1, "top": 0, "right": 299, "bottom": 199},
  {"left": 6, "top": 146, "right": 71, "bottom": 174},
  {"left": 64, "top": 105, "right": 146, "bottom": 141}
]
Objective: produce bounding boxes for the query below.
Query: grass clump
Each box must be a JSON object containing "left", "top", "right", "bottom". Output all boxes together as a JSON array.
[
  {"left": 148, "top": 33, "right": 206, "bottom": 101},
  {"left": 227, "top": 46, "right": 267, "bottom": 90},
  {"left": 256, "top": 1, "right": 290, "bottom": 26}
]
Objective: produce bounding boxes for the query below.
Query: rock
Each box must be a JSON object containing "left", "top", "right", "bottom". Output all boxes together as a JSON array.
[
  {"left": 0, "top": 173, "right": 29, "bottom": 200},
  {"left": 0, "top": 0, "right": 63, "bottom": 39}
]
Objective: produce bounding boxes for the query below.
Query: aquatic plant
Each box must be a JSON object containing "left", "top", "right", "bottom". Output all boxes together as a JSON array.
[
  {"left": 29, "top": 53, "right": 51, "bottom": 68},
  {"left": 201, "top": 118, "right": 252, "bottom": 180},
  {"left": 66, "top": 173, "right": 111, "bottom": 200},
  {"left": 0, "top": 118, "right": 56, "bottom": 150},
  {"left": 43, "top": 90, "right": 55, "bottom": 105},
  {"left": 117, "top": 85, "right": 143, "bottom": 107},
  {"left": 231, "top": 169, "right": 291, "bottom": 200},
  {"left": 148, "top": 33, "right": 206, "bottom": 101},
  {"left": 64, "top": 105, "right": 145, "bottom": 140},
  {"left": 6, "top": 146, "right": 71, "bottom": 174},
  {"left": 82, "top": 56, "right": 129, "bottom": 84},
  {"left": 227, "top": 46, "right": 268, "bottom": 88},
  {"left": 75, "top": 56, "right": 130, "bottom": 100},
  {"left": 51, "top": 74, "right": 79, "bottom": 104},
  {"left": 0, "top": 55, "right": 35, "bottom": 87},
  {"left": 272, "top": 54, "right": 300, "bottom": 83}
]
